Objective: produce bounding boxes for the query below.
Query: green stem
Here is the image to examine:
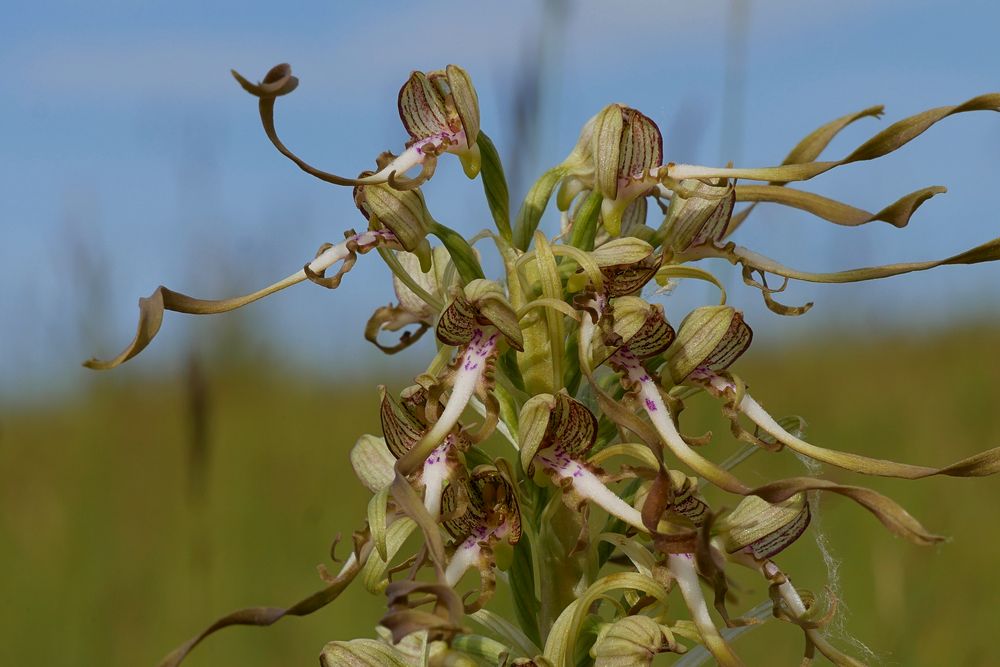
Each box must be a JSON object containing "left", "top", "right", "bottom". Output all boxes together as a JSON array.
[{"left": 375, "top": 246, "right": 443, "bottom": 311}]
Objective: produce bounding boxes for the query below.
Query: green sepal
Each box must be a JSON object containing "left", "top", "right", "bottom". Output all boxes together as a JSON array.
[
  {"left": 430, "top": 221, "right": 486, "bottom": 283},
  {"left": 445, "top": 64, "right": 480, "bottom": 149},
  {"left": 477, "top": 131, "right": 513, "bottom": 242},
  {"left": 514, "top": 166, "right": 568, "bottom": 250},
  {"left": 508, "top": 529, "right": 543, "bottom": 649},
  {"left": 663, "top": 305, "right": 751, "bottom": 385},
  {"left": 360, "top": 517, "right": 418, "bottom": 594},
  {"left": 591, "top": 105, "right": 625, "bottom": 200},
  {"left": 569, "top": 190, "right": 603, "bottom": 251},
  {"left": 367, "top": 485, "right": 392, "bottom": 562}
]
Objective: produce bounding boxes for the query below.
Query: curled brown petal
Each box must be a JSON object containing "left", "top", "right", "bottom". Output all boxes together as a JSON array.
[
  {"left": 231, "top": 63, "right": 299, "bottom": 98},
  {"left": 741, "top": 266, "right": 814, "bottom": 316},
  {"left": 84, "top": 280, "right": 298, "bottom": 370},
  {"left": 387, "top": 157, "right": 438, "bottom": 191},
  {"left": 157, "top": 531, "right": 370, "bottom": 667},
  {"left": 232, "top": 64, "right": 374, "bottom": 187},
  {"left": 751, "top": 477, "right": 944, "bottom": 546},
  {"left": 365, "top": 306, "right": 431, "bottom": 354},
  {"left": 380, "top": 580, "right": 467, "bottom": 643}
]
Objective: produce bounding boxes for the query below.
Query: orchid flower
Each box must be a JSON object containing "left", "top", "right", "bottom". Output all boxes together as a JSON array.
[
  {"left": 394, "top": 280, "right": 522, "bottom": 476},
  {"left": 441, "top": 466, "right": 522, "bottom": 612},
  {"left": 379, "top": 385, "right": 470, "bottom": 520},
  {"left": 712, "top": 493, "right": 865, "bottom": 666},
  {"left": 231, "top": 63, "right": 481, "bottom": 191},
  {"left": 663, "top": 305, "right": 1000, "bottom": 481}
]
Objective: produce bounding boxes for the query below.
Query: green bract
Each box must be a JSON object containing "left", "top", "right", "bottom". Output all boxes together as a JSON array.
[{"left": 87, "top": 63, "right": 1000, "bottom": 667}]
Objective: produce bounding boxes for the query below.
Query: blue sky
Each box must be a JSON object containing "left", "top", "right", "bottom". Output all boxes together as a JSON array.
[{"left": 2, "top": 0, "right": 999, "bottom": 398}]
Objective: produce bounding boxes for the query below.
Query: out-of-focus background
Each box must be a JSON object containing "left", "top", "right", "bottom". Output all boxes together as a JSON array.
[{"left": 1, "top": 0, "right": 998, "bottom": 665}]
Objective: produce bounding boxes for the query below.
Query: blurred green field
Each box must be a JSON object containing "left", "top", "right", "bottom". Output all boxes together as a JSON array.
[{"left": 2, "top": 324, "right": 999, "bottom": 667}]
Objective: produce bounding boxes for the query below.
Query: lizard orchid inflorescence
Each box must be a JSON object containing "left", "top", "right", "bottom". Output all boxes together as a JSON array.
[{"left": 87, "top": 63, "right": 1000, "bottom": 666}]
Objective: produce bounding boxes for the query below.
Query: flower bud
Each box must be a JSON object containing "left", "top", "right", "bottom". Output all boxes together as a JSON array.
[
  {"left": 354, "top": 181, "right": 432, "bottom": 259},
  {"left": 574, "top": 238, "right": 661, "bottom": 297},
  {"left": 661, "top": 178, "right": 735, "bottom": 252},
  {"left": 591, "top": 615, "right": 680, "bottom": 666},
  {"left": 663, "top": 306, "right": 752, "bottom": 385},
  {"left": 349, "top": 433, "right": 396, "bottom": 492},
  {"left": 436, "top": 279, "right": 524, "bottom": 351},
  {"left": 717, "top": 493, "right": 811, "bottom": 559}
]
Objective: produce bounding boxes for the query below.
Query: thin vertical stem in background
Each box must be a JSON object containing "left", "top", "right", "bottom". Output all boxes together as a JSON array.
[
  {"left": 720, "top": 0, "right": 749, "bottom": 169},
  {"left": 185, "top": 350, "right": 211, "bottom": 505},
  {"left": 505, "top": 0, "right": 569, "bottom": 202},
  {"left": 716, "top": 0, "right": 750, "bottom": 302}
]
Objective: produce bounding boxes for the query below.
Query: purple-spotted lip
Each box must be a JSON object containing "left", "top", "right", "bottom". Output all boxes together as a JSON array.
[
  {"left": 413, "top": 129, "right": 467, "bottom": 155},
  {"left": 462, "top": 330, "right": 498, "bottom": 371},
  {"left": 538, "top": 446, "right": 586, "bottom": 478}
]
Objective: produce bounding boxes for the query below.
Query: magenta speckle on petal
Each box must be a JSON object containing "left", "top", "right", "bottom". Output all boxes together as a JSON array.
[{"left": 645, "top": 398, "right": 657, "bottom": 411}]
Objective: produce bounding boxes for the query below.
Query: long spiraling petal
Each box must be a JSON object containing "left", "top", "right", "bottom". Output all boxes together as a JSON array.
[{"left": 709, "top": 375, "right": 1000, "bottom": 479}]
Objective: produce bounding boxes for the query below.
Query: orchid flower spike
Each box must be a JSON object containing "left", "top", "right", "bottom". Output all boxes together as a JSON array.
[{"left": 90, "top": 63, "right": 1000, "bottom": 667}]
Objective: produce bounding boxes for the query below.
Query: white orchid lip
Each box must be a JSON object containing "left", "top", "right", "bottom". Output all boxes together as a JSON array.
[
  {"left": 395, "top": 327, "right": 500, "bottom": 480},
  {"left": 365, "top": 130, "right": 466, "bottom": 183},
  {"left": 519, "top": 392, "right": 651, "bottom": 533},
  {"left": 611, "top": 345, "right": 750, "bottom": 495}
]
